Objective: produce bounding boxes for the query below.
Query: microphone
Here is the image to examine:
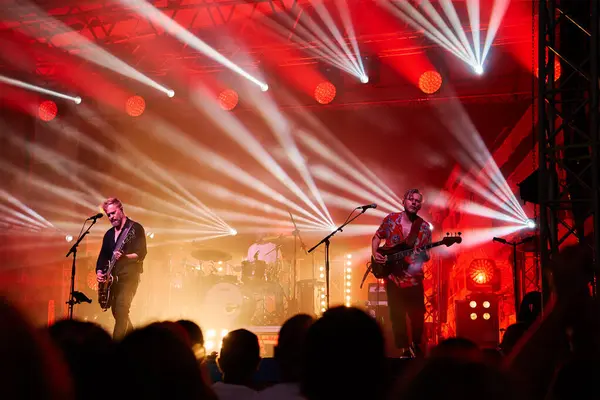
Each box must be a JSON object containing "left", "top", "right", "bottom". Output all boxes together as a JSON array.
[
  {"left": 493, "top": 237, "right": 507, "bottom": 244},
  {"left": 87, "top": 213, "right": 104, "bottom": 221},
  {"left": 357, "top": 204, "right": 377, "bottom": 211}
]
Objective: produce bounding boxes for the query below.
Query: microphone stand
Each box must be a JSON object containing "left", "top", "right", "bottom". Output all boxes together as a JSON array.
[
  {"left": 66, "top": 217, "right": 99, "bottom": 320},
  {"left": 308, "top": 208, "right": 369, "bottom": 309},
  {"left": 288, "top": 211, "right": 307, "bottom": 314},
  {"left": 493, "top": 236, "right": 534, "bottom": 313}
]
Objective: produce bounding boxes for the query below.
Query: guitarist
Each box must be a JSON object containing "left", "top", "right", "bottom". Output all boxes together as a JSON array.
[
  {"left": 96, "top": 197, "right": 147, "bottom": 339},
  {"left": 371, "top": 189, "right": 431, "bottom": 357}
]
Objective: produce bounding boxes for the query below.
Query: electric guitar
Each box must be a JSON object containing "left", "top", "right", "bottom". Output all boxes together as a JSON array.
[
  {"left": 370, "top": 233, "right": 462, "bottom": 279},
  {"left": 98, "top": 228, "right": 136, "bottom": 311}
]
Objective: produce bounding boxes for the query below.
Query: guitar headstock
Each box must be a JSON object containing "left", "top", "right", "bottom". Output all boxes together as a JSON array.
[{"left": 442, "top": 232, "right": 462, "bottom": 246}]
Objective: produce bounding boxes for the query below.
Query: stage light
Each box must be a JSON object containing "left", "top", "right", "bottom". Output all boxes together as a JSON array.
[
  {"left": 38, "top": 100, "right": 58, "bottom": 122},
  {"left": 74, "top": 96, "right": 82, "bottom": 104},
  {"left": 260, "top": 84, "right": 269, "bottom": 92},
  {"left": 359, "top": 75, "right": 369, "bottom": 84},
  {"left": 206, "top": 329, "right": 216, "bottom": 338},
  {"left": 229, "top": 228, "right": 237, "bottom": 236},
  {"left": 474, "top": 65, "right": 484, "bottom": 75},
  {"left": 220, "top": 329, "right": 228, "bottom": 337},
  {"left": 469, "top": 300, "right": 477, "bottom": 308},
  {"left": 65, "top": 234, "right": 73, "bottom": 242},
  {"left": 126, "top": 95, "right": 146, "bottom": 117},
  {"left": 218, "top": 89, "right": 239, "bottom": 111},
  {"left": 314, "top": 81, "right": 336, "bottom": 105},
  {"left": 346, "top": 254, "right": 352, "bottom": 259},
  {"left": 418, "top": 71, "right": 442, "bottom": 94},
  {"left": 525, "top": 219, "right": 536, "bottom": 229},
  {"left": 146, "top": 231, "right": 154, "bottom": 239},
  {"left": 468, "top": 259, "right": 495, "bottom": 285},
  {"left": 205, "top": 340, "right": 215, "bottom": 351},
  {"left": 167, "top": 89, "right": 175, "bottom": 98},
  {"left": 456, "top": 295, "right": 499, "bottom": 348}
]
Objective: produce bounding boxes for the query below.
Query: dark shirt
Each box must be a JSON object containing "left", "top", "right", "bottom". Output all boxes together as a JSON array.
[{"left": 95, "top": 218, "right": 147, "bottom": 277}]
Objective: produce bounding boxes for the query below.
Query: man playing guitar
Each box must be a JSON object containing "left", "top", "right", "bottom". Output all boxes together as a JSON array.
[
  {"left": 371, "top": 189, "right": 431, "bottom": 357},
  {"left": 96, "top": 198, "right": 147, "bottom": 339}
]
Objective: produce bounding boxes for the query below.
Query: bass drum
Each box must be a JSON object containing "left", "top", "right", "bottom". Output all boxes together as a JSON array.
[{"left": 201, "top": 282, "right": 254, "bottom": 326}]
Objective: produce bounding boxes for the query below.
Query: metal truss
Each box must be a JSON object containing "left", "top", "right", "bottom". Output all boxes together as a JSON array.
[{"left": 538, "top": 0, "right": 599, "bottom": 296}]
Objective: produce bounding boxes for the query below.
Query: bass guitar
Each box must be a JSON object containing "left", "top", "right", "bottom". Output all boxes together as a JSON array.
[
  {"left": 370, "top": 233, "right": 462, "bottom": 279},
  {"left": 98, "top": 228, "right": 136, "bottom": 311}
]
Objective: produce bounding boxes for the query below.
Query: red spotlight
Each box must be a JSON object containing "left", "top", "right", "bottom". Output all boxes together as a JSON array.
[
  {"left": 126, "top": 95, "right": 146, "bottom": 117},
  {"left": 314, "top": 81, "right": 336, "bottom": 105},
  {"left": 468, "top": 259, "right": 495, "bottom": 285},
  {"left": 418, "top": 71, "right": 442, "bottom": 94},
  {"left": 38, "top": 100, "right": 57, "bottom": 122},
  {"left": 218, "top": 89, "right": 239, "bottom": 111}
]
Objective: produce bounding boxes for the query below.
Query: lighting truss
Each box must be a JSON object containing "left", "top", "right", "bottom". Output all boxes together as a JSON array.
[{"left": 537, "top": 0, "right": 599, "bottom": 296}]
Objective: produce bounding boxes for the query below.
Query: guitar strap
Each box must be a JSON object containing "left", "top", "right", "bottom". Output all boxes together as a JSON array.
[
  {"left": 111, "top": 219, "right": 134, "bottom": 263},
  {"left": 404, "top": 214, "right": 424, "bottom": 247}
]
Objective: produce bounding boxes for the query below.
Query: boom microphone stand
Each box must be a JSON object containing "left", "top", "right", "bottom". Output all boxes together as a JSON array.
[
  {"left": 66, "top": 216, "right": 100, "bottom": 320},
  {"left": 308, "top": 207, "right": 370, "bottom": 309}
]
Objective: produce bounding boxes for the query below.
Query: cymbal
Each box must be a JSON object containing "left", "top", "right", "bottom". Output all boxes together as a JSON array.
[
  {"left": 262, "top": 234, "right": 293, "bottom": 241},
  {"left": 191, "top": 249, "right": 232, "bottom": 262}
]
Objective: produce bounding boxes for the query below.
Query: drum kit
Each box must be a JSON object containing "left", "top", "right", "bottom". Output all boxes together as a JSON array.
[{"left": 164, "top": 236, "right": 294, "bottom": 327}]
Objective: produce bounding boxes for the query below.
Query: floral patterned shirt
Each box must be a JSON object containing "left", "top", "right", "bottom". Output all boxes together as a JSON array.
[{"left": 375, "top": 212, "right": 432, "bottom": 287}]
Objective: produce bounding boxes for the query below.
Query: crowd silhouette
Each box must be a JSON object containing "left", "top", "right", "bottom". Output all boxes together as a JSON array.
[{"left": 1, "top": 241, "right": 598, "bottom": 400}]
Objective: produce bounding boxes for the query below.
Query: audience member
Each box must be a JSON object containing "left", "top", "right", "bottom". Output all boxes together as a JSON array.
[
  {"left": 47, "top": 319, "right": 113, "bottom": 400},
  {"left": 213, "top": 329, "right": 261, "bottom": 400},
  {"left": 258, "top": 314, "right": 315, "bottom": 400},
  {"left": 301, "top": 306, "right": 388, "bottom": 400},
  {"left": 114, "top": 322, "right": 216, "bottom": 400},
  {"left": 0, "top": 296, "right": 74, "bottom": 400}
]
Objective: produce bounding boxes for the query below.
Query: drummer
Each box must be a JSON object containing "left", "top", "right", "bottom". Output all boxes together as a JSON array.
[{"left": 246, "top": 234, "right": 280, "bottom": 264}]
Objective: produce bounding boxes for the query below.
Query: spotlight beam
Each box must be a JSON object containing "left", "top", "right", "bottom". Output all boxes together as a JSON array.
[
  {"left": 311, "top": 165, "right": 400, "bottom": 213},
  {"left": 458, "top": 202, "right": 526, "bottom": 225},
  {"left": 466, "top": 0, "right": 482, "bottom": 66},
  {"left": 179, "top": 177, "right": 331, "bottom": 230},
  {"left": 190, "top": 89, "right": 333, "bottom": 227},
  {"left": 122, "top": 0, "right": 267, "bottom": 90},
  {"left": 382, "top": 0, "right": 474, "bottom": 67},
  {"left": 244, "top": 85, "right": 334, "bottom": 226},
  {"left": 0, "top": 75, "right": 81, "bottom": 103},
  {"left": 0, "top": 189, "right": 54, "bottom": 228},
  {"left": 481, "top": 0, "right": 511, "bottom": 64},
  {"left": 2, "top": 131, "right": 104, "bottom": 200},
  {"left": 419, "top": 0, "right": 475, "bottom": 63},
  {"left": 439, "top": 0, "right": 478, "bottom": 66},
  {"left": 0, "top": 160, "right": 100, "bottom": 210},
  {"left": 144, "top": 116, "right": 327, "bottom": 227},
  {"left": 71, "top": 109, "right": 231, "bottom": 231},
  {"left": 0, "top": 203, "right": 50, "bottom": 230},
  {"left": 5, "top": 4, "right": 173, "bottom": 96},
  {"left": 311, "top": 0, "right": 363, "bottom": 76},
  {"left": 296, "top": 109, "right": 403, "bottom": 206},
  {"left": 335, "top": 0, "right": 367, "bottom": 79},
  {"left": 299, "top": 132, "right": 403, "bottom": 210},
  {"left": 459, "top": 174, "right": 528, "bottom": 222}
]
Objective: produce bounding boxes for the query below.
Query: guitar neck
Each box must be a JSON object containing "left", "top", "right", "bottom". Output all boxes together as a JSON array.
[{"left": 391, "top": 240, "right": 445, "bottom": 260}]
